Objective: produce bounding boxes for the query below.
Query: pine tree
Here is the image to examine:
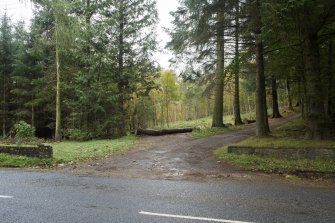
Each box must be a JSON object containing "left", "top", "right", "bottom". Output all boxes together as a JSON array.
[
  {"left": 248, "top": 0, "right": 270, "bottom": 136},
  {"left": 101, "top": 0, "right": 158, "bottom": 135},
  {"left": 0, "top": 13, "right": 14, "bottom": 137},
  {"left": 233, "top": 0, "right": 243, "bottom": 125},
  {"left": 169, "top": 0, "right": 238, "bottom": 128}
]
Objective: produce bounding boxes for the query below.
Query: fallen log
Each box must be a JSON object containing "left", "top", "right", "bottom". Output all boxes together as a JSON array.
[{"left": 136, "top": 127, "right": 193, "bottom": 136}]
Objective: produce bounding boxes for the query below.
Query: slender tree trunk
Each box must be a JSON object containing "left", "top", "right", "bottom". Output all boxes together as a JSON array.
[
  {"left": 247, "top": 95, "right": 252, "bottom": 113},
  {"left": 298, "top": 60, "right": 308, "bottom": 118},
  {"left": 117, "top": 0, "right": 126, "bottom": 136},
  {"left": 207, "top": 97, "right": 211, "bottom": 116},
  {"left": 166, "top": 101, "right": 169, "bottom": 127},
  {"left": 31, "top": 104, "right": 35, "bottom": 128},
  {"left": 302, "top": 30, "right": 327, "bottom": 139},
  {"left": 153, "top": 100, "right": 157, "bottom": 127},
  {"left": 234, "top": 1, "right": 243, "bottom": 125},
  {"left": 55, "top": 14, "right": 61, "bottom": 141},
  {"left": 264, "top": 95, "right": 270, "bottom": 132},
  {"left": 253, "top": 0, "right": 269, "bottom": 136},
  {"left": 212, "top": 9, "right": 225, "bottom": 128},
  {"left": 271, "top": 76, "right": 282, "bottom": 118},
  {"left": 327, "top": 40, "right": 334, "bottom": 121},
  {"left": 2, "top": 76, "right": 6, "bottom": 138},
  {"left": 161, "top": 103, "right": 164, "bottom": 127},
  {"left": 286, "top": 79, "right": 293, "bottom": 110}
]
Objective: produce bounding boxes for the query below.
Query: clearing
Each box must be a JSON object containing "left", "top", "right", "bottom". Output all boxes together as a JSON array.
[{"left": 59, "top": 115, "right": 300, "bottom": 181}]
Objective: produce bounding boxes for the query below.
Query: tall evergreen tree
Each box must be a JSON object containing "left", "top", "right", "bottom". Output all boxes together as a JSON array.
[
  {"left": 169, "top": 0, "right": 238, "bottom": 128},
  {"left": 248, "top": 0, "right": 270, "bottom": 136},
  {"left": 233, "top": 0, "right": 243, "bottom": 125},
  {"left": 11, "top": 22, "right": 36, "bottom": 125},
  {"left": 0, "top": 13, "right": 14, "bottom": 137},
  {"left": 100, "top": 0, "right": 158, "bottom": 135}
]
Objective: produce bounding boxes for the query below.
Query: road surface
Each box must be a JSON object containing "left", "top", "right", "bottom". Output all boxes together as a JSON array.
[{"left": 1, "top": 170, "right": 334, "bottom": 223}]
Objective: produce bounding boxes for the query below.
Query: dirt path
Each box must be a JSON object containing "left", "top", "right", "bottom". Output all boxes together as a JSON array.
[{"left": 59, "top": 115, "right": 299, "bottom": 180}]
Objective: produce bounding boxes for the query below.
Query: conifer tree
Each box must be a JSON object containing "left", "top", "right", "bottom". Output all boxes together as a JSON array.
[{"left": 0, "top": 13, "right": 13, "bottom": 137}]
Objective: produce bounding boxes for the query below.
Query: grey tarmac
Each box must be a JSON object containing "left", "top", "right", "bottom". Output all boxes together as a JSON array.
[{"left": 1, "top": 170, "right": 334, "bottom": 223}]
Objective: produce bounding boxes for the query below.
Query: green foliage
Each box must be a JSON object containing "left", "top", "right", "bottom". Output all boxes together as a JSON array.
[
  {"left": 14, "top": 121, "right": 35, "bottom": 139},
  {"left": 159, "top": 70, "right": 180, "bottom": 101},
  {"left": 3, "top": 0, "right": 332, "bottom": 141},
  {"left": 63, "top": 128, "right": 94, "bottom": 141},
  {"left": 0, "top": 13, "right": 14, "bottom": 136}
]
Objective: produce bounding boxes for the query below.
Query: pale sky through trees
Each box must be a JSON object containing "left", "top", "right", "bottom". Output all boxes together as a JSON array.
[{"left": 0, "top": 0, "right": 179, "bottom": 69}]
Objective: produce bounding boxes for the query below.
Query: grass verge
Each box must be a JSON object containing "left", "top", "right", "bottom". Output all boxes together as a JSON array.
[
  {"left": 192, "top": 125, "right": 246, "bottom": 137},
  {"left": 53, "top": 135, "right": 137, "bottom": 163},
  {"left": 214, "top": 147, "right": 335, "bottom": 173},
  {"left": 214, "top": 118, "right": 335, "bottom": 175},
  {"left": 0, "top": 135, "right": 137, "bottom": 168},
  {"left": 0, "top": 153, "right": 52, "bottom": 168}
]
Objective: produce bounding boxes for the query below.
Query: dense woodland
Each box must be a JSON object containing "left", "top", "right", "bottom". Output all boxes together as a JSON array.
[{"left": 0, "top": 0, "right": 334, "bottom": 141}]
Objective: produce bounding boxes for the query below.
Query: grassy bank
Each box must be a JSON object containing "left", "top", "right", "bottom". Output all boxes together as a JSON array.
[
  {"left": 214, "top": 118, "right": 335, "bottom": 175},
  {"left": 155, "top": 112, "right": 257, "bottom": 137},
  {"left": 159, "top": 111, "right": 257, "bottom": 129},
  {"left": 53, "top": 135, "right": 137, "bottom": 162},
  {"left": 0, "top": 135, "right": 137, "bottom": 168}
]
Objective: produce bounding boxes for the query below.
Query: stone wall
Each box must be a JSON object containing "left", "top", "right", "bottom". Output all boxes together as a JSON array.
[
  {"left": 227, "top": 146, "right": 335, "bottom": 159},
  {"left": 0, "top": 144, "right": 53, "bottom": 158}
]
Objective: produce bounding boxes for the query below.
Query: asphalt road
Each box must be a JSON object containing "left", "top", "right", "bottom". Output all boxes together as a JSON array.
[{"left": 1, "top": 170, "right": 334, "bottom": 223}]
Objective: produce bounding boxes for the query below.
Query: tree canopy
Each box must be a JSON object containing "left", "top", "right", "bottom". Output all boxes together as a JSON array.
[{"left": 0, "top": 0, "right": 334, "bottom": 140}]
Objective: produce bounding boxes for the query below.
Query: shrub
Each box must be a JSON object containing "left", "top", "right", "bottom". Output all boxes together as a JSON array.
[
  {"left": 63, "top": 128, "right": 94, "bottom": 141},
  {"left": 14, "top": 121, "right": 35, "bottom": 139}
]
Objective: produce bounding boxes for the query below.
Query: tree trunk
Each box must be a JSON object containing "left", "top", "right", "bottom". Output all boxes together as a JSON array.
[
  {"left": 136, "top": 127, "right": 193, "bottom": 136},
  {"left": 31, "top": 104, "right": 35, "bottom": 128},
  {"left": 234, "top": 0, "right": 243, "bottom": 125},
  {"left": 253, "top": 0, "right": 269, "bottom": 136},
  {"left": 327, "top": 40, "right": 334, "bottom": 122},
  {"left": 286, "top": 79, "right": 293, "bottom": 110},
  {"left": 117, "top": 0, "right": 127, "bottom": 136},
  {"left": 2, "top": 77, "right": 6, "bottom": 138},
  {"left": 302, "top": 31, "right": 327, "bottom": 139},
  {"left": 271, "top": 76, "right": 282, "bottom": 118},
  {"left": 212, "top": 9, "right": 225, "bottom": 128},
  {"left": 166, "top": 101, "right": 169, "bottom": 127},
  {"left": 55, "top": 14, "right": 61, "bottom": 141},
  {"left": 160, "top": 103, "right": 164, "bottom": 127},
  {"left": 299, "top": 62, "right": 308, "bottom": 118}
]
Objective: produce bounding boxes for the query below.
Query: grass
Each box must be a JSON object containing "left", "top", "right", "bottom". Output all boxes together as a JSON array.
[
  {"left": 53, "top": 135, "right": 137, "bottom": 162},
  {"left": 0, "top": 153, "right": 52, "bottom": 168},
  {"left": 214, "top": 118, "right": 335, "bottom": 174},
  {"left": 192, "top": 125, "right": 246, "bottom": 137},
  {"left": 158, "top": 111, "right": 258, "bottom": 130},
  {"left": 0, "top": 135, "right": 137, "bottom": 168},
  {"left": 235, "top": 119, "right": 335, "bottom": 148},
  {"left": 153, "top": 112, "right": 257, "bottom": 138},
  {"left": 214, "top": 147, "right": 335, "bottom": 173}
]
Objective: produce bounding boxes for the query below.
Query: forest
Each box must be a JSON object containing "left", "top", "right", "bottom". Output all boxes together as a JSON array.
[{"left": 0, "top": 0, "right": 334, "bottom": 141}]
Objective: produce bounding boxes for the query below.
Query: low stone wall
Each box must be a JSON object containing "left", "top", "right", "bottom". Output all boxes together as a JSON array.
[
  {"left": 227, "top": 146, "right": 335, "bottom": 159},
  {"left": 0, "top": 144, "right": 53, "bottom": 158}
]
